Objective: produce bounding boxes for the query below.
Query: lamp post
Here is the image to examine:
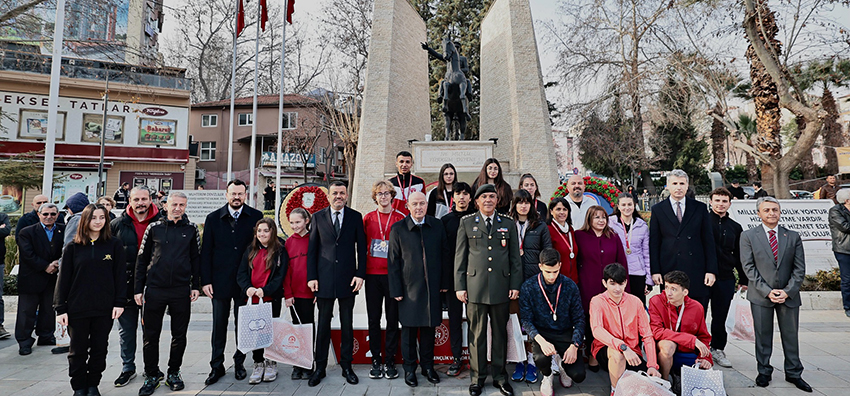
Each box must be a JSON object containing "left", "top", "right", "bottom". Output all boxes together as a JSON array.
[{"left": 97, "top": 66, "right": 110, "bottom": 198}]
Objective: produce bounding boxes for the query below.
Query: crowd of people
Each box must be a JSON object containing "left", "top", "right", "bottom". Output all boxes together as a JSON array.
[{"left": 2, "top": 150, "right": 823, "bottom": 396}]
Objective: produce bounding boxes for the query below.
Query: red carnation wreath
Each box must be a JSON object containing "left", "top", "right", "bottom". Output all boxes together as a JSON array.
[
  {"left": 285, "top": 185, "right": 329, "bottom": 218},
  {"left": 551, "top": 176, "right": 621, "bottom": 208}
]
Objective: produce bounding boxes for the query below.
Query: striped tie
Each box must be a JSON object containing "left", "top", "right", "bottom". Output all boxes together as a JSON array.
[{"left": 768, "top": 230, "right": 778, "bottom": 263}]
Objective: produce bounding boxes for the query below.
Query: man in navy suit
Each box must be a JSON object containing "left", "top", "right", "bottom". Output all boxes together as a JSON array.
[
  {"left": 306, "top": 181, "right": 368, "bottom": 386},
  {"left": 649, "top": 169, "right": 717, "bottom": 309}
]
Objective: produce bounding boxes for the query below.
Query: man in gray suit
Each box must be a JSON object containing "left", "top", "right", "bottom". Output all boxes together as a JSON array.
[{"left": 740, "top": 197, "right": 811, "bottom": 392}]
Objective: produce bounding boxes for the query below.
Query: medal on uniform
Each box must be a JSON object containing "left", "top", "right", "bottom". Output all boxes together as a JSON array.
[{"left": 501, "top": 239, "right": 507, "bottom": 247}]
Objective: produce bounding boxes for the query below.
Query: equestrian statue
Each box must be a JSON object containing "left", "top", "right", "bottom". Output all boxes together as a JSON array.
[{"left": 421, "top": 36, "right": 473, "bottom": 140}]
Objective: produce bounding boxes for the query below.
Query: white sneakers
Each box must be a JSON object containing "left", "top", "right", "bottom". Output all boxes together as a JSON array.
[
  {"left": 263, "top": 360, "right": 278, "bottom": 382},
  {"left": 550, "top": 355, "right": 560, "bottom": 375},
  {"left": 248, "top": 360, "right": 278, "bottom": 384},
  {"left": 559, "top": 372, "right": 573, "bottom": 388},
  {"left": 249, "top": 362, "right": 264, "bottom": 384},
  {"left": 540, "top": 374, "right": 554, "bottom": 396},
  {"left": 711, "top": 348, "right": 732, "bottom": 368}
]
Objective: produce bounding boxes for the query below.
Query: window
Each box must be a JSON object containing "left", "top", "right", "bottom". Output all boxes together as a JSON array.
[
  {"left": 200, "top": 141, "right": 216, "bottom": 161},
  {"left": 201, "top": 114, "right": 218, "bottom": 127},
  {"left": 282, "top": 112, "right": 297, "bottom": 129},
  {"left": 238, "top": 113, "right": 253, "bottom": 126},
  {"left": 318, "top": 147, "right": 326, "bottom": 164}
]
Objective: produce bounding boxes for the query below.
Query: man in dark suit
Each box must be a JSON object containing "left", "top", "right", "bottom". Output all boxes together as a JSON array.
[
  {"left": 741, "top": 197, "right": 811, "bottom": 392},
  {"left": 456, "top": 184, "right": 523, "bottom": 396},
  {"left": 306, "top": 181, "right": 367, "bottom": 387},
  {"left": 14, "top": 194, "right": 49, "bottom": 237},
  {"left": 15, "top": 202, "right": 64, "bottom": 355},
  {"left": 200, "top": 179, "right": 265, "bottom": 385},
  {"left": 650, "top": 169, "right": 717, "bottom": 309}
]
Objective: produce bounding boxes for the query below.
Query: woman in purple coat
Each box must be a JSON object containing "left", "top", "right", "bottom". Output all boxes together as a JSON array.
[
  {"left": 575, "top": 205, "right": 628, "bottom": 371},
  {"left": 608, "top": 193, "right": 653, "bottom": 305}
]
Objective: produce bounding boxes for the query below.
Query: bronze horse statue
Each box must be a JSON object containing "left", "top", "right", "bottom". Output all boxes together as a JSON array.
[{"left": 422, "top": 36, "right": 472, "bottom": 140}]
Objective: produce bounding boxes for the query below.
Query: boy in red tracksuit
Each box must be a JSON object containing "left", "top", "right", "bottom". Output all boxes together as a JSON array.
[
  {"left": 648, "top": 271, "right": 713, "bottom": 380},
  {"left": 283, "top": 208, "right": 315, "bottom": 380}
]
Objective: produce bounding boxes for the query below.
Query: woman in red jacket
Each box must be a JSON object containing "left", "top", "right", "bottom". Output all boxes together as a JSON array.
[
  {"left": 283, "top": 208, "right": 314, "bottom": 380},
  {"left": 547, "top": 197, "right": 579, "bottom": 285}
]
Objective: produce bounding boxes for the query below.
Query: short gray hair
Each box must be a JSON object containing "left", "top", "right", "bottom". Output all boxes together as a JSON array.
[
  {"left": 756, "top": 196, "right": 780, "bottom": 210},
  {"left": 837, "top": 188, "right": 850, "bottom": 204},
  {"left": 130, "top": 185, "right": 152, "bottom": 198},
  {"left": 168, "top": 191, "right": 188, "bottom": 201},
  {"left": 668, "top": 169, "right": 689, "bottom": 184},
  {"left": 38, "top": 202, "right": 58, "bottom": 213}
]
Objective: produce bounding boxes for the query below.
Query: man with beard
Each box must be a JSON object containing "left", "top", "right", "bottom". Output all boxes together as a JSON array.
[
  {"left": 201, "top": 180, "right": 265, "bottom": 385},
  {"left": 565, "top": 175, "right": 596, "bottom": 228},
  {"left": 390, "top": 151, "right": 425, "bottom": 216},
  {"left": 110, "top": 186, "right": 163, "bottom": 387}
]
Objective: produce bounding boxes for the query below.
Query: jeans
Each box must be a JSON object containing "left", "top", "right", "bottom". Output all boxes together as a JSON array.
[
  {"left": 835, "top": 252, "right": 850, "bottom": 311},
  {"left": 117, "top": 304, "right": 142, "bottom": 372}
]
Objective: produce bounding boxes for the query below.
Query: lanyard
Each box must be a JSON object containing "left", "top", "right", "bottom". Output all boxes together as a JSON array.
[
  {"left": 443, "top": 189, "right": 453, "bottom": 209},
  {"left": 537, "top": 274, "right": 562, "bottom": 321},
  {"left": 396, "top": 175, "right": 410, "bottom": 201},
  {"left": 619, "top": 216, "right": 633, "bottom": 254},
  {"left": 517, "top": 221, "right": 527, "bottom": 250},
  {"left": 377, "top": 210, "right": 394, "bottom": 240},
  {"left": 671, "top": 303, "right": 685, "bottom": 332},
  {"left": 554, "top": 222, "right": 575, "bottom": 258}
]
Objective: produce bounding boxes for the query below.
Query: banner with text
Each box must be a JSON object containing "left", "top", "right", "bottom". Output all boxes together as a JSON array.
[{"left": 171, "top": 190, "right": 227, "bottom": 225}]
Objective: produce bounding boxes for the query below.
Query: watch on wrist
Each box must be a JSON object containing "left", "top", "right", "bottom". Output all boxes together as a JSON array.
[{"left": 619, "top": 343, "right": 628, "bottom": 352}]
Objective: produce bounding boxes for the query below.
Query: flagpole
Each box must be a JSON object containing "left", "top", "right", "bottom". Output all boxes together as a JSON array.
[
  {"left": 275, "top": 2, "right": 287, "bottom": 230},
  {"left": 226, "top": 0, "right": 239, "bottom": 185},
  {"left": 248, "top": 1, "right": 261, "bottom": 208},
  {"left": 43, "top": 0, "right": 67, "bottom": 198}
]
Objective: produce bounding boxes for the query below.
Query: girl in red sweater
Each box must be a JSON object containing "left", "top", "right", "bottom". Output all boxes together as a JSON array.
[{"left": 283, "top": 208, "right": 315, "bottom": 380}]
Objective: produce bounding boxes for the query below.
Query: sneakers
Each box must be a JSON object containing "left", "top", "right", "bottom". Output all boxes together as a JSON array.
[
  {"left": 0, "top": 326, "right": 10, "bottom": 339},
  {"left": 558, "top": 371, "right": 573, "bottom": 388},
  {"left": 249, "top": 362, "right": 265, "bottom": 384},
  {"left": 369, "top": 359, "right": 384, "bottom": 379},
  {"left": 539, "top": 374, "right": 554, "bottom": 396},
  {"left": 511, "top": 362, "right": 526, "bottom": 382},
  {"left": 525, "top": 363, "right": 539, "bottom": 383},
  {"left": 165, "top": 372, "right": 184, "bottom": 391},
  {"left": 114, "top": 370, "right": 137, "bottom": 387},
  {"left": 711, "top": 348, "right": 732, "bottom": 368},
  {"left": 138, "top": 372, "right": 163, "bottom": 396},
  {"left": 385, "top": 363, "right": 399, "bottom": 379},
  {"left": 447, "top": 358, "right": 462, "bottom": 376},
  {"left": 550, "top": 356, "right": 560, "bottom": 375},
  {"left": 263, "top": 360, "right": 277, "bottom": 382}
]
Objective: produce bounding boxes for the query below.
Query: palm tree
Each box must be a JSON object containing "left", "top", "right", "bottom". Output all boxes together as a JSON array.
[
  {"left": 736, "top": 114, "right": 759, "bottom": 183},
  {"left": 797, "top": 58, "right": 850, "bottom": 175}
]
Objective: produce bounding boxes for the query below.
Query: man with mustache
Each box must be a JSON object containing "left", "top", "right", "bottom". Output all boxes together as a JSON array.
[{"left": 565, "top": 175, "right": 596, "bottom": 228}]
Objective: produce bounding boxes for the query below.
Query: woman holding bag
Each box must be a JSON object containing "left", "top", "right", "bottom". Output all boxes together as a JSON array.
[
  {"left": 283, "top": 208, "right": 316, "bottom": 380},
  {"left": 55, "top": 204, "right": 126, "bottom": 396},
  {"left": 236, "top": 218, "right": 288, "bottom": 384}
]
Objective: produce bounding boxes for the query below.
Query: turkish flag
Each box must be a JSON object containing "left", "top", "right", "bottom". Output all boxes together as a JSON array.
[
  {"left": 286, "top": 0, "right": 295, "bottom": 24},
  {"left": 236, "top": 0, "right": 246, "bottom": 37},
  {"left": 260, "top": 0, "right": 269, "bottom": 31}
]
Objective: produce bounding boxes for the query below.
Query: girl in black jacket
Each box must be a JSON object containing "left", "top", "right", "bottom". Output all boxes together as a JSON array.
[
  {"left": 236, "top": 218, "right": 288, "bottom": 385},
  {"left": 55, "top": 204, "right": 127, "bottom": 396}
]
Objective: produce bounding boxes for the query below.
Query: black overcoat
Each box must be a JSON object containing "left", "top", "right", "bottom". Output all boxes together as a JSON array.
[
  {"left": 16, "top": 223, "right": 65, "bottom": 294},
  {"left": 200, "top": 204, "right": 265, "bottom": 300}
]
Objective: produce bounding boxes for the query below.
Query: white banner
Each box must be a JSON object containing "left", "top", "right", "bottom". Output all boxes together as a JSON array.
[
  {"left": 728, "top": 199, "right": 836, "bottom": 274},
  {"left": 171, "top": 190, "right": 227, "bottom": 225}
]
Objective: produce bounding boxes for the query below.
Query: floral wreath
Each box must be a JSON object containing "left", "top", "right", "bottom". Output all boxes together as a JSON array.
[
  {"left": 285, "top": 185, "right": 329, "bottom": 218},
  {"left": 552, "top": 176, "right": 621, "bottom": 208}
]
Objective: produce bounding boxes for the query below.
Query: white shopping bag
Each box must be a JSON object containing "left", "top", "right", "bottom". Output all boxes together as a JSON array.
[
  {"left": 55, "top": 322, "right": 70, "bottom": 347},
  {"left": 237, "top": 300, "right": 274, "bottom": 353},
  {"left": 264, "top": 309, "right": 313, "bottom": 369},
  {"left": 681, "top": 364, "right": 726, "bottom": 396},
  {"left": 724, "top": 290, "right": 755, "bottom": 342},
  {"left": 486, "top": 313, "right": 525, "bottom": 362},
  {"left": 614, "top": 370, "right": 675, "bottom": 396}
]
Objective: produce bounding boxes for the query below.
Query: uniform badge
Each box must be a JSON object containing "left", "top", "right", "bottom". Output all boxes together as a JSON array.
[
  {"left": 104, "top": 254, "right": 112, "bottom": 260},
  {"left": 473, "top": 227, "right": 478, "bottom": 232},
  {"left": 501, "top": 239, "right": 507, "bottom": 247}
]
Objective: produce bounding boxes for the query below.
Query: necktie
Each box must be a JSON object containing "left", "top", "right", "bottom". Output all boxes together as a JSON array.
[
  {"left": 769, "top": 230, "right": 778, "bottom": 263},
  {"left": 486, "top": 217, "right": 492, "bottom": 233},
  {"left": 233, "top": 211, "right": 239, "bottom": 222},
  {"left": 676, "top": 202, "right": 683, "bottom": 223},
  {"left": 334, "top": 211, "right": 341, "bottom": 234}
]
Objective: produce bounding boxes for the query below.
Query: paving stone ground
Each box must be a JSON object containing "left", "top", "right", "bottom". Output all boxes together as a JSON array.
[{"left": 0, "top": 310, "right": 847, "bottom": 395}]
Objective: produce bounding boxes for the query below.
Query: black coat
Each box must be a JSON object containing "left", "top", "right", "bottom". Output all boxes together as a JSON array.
[
  {"left": 200, "top": 204, "right": 264, "bottom": 300},
  {"left": 236, "top": 239, "right": 288, "bottom": 302},
  {"left": 15, "top": 210, "right": 39, "bottom": 238},
  {"left": 388, "top": 216, "right": 451, "bottom": 327},
  {"left": 0, "top": 213, "right": 9, "bottom": 263},
  {"left": 649, "top": 198, "right": 718, "bottom": 299},
  {"left": 519, "top": 221, "right": 553, "bottom": 280},
  {"left": 135, "top": 216, "right": 201, "bottom": 292},
  {"left": 111, "top": 209, "right": 163, "bottom": 306},
  {"left": 54, "top": 238, "right": 127, "bottom": 318},
  {"left": 306, "top": 207, "right": 367, "bottom": 299},
  {"left": 16, "top": 222, "right": 65, "bottom": 294}
]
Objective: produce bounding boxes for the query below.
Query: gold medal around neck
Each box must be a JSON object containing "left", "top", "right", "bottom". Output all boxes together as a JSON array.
[{"left": 626, "top": 248, "right": 632, "bottom": 255}]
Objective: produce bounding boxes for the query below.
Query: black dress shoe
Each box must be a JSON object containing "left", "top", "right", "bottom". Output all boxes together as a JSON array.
[
  {"left": 494, "top": 381, "right": 514, "bottom": 396},
  {"left": 469, "top": 383, "right": 483, "bottom": 396},
  {"left": 422, "top": 368, "right": 440, "bottom": 384},
  {"left": 52, "top": 346, "right": 70, "bottom": 354},
  {"left": 404, "top": 371, "right": 418, "bottom": 387},
  {"left": 19, "top": 346, "right": 32, "bottom": 356},
  {"left": 786, "top": 376, "right": 813, "bottom": 392},
  {"left": 73, "top": 390, "right": 87, "bottom": 396},
  {"left": 86, "top": 386, "right": 101, "bottom": 396},
  {"left": 342, "top": 368, "right": 359, "bottom": 384},
  {"left": 234, "top": 362, "right": 247, "bottom": 380},
  {"left": 204, "top": 368, "right": 225, "bottom": 385},
  {"left": 755, "top": 373, "right": 771, "bottom": 387},
  {"left": 308, "top": 370, "right": 326, "bottom": 387},
  {"left": 291, "top": 367, "right": 304, "bottom": 380},
  {"left": 37, "top": 337, "right": 56, "bottom": 346}
]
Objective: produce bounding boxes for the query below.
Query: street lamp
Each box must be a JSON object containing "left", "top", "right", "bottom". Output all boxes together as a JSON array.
[{"left": 97, "top": 65, "right": 110, "bottom": 198}]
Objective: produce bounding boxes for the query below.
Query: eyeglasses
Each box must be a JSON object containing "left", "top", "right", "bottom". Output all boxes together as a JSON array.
[
  {"left": 40, "top": 212, "right": 58, "bottom": 217},
  {"left": 376, "top": 192, "right": 392, "bottom": 197}
]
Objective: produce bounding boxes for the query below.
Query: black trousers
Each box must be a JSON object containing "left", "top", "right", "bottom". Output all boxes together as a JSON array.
[
  {"left": 443, "top": 289, "right": 465, "bottom": 360},
  {"left": 707, "top": 278, "right": 735, "bottom": 350},
  {"left": 15, "top": 290, "right": 55, "bottom": 347},
  {"left": 531, "top": 331, "right": 586, "bottom": 382},
  {"left": 251, "top": 300, "right": 282, "bottom": 363},
  {"left": 142, "top": 286, "right": 191, "bottom": 376},
  {"left": 365, "top": 274, "right": 399, "bottom": 364},
  {"left": 628, "top": 275, "right": 648, "bottom": 305},
  {"left": 401, "top": 326, "right": 435, "bottom": 372},
  {"left": 290, "top": 298, "right": 315, "bottom": 325},
  {"left": 315, "top": 296, "right": 355, "bottom": 371},
  {"left": 467, "top": 301, "right": 510, "bottom": 384},
  {"left": 210, "top": 295, "right": 246, "bottom": 370},
  {"left": 68, "top": 315, "right": 113, "bottom": 390}
]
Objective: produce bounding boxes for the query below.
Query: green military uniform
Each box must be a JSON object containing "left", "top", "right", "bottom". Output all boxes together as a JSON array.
[{"left": 455, "top": 211, "right": 522, "bottom": 385}]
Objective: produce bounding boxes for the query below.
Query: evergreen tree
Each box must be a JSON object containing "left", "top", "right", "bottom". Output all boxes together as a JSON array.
[{"left": 652, "top": 74, "right": 710, "bottom": 188}]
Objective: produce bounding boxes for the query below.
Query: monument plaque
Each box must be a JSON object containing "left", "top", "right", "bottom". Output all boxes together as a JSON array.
[{"left": 412, "top": 141, "right": 494, "bottom": 173}]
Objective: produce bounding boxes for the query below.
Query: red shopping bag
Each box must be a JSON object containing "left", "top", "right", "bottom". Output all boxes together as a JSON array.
[
  {"left": 264, "top": 316, "right": 313, "bottom": 369},
  {"left": 724, "top": 290, "right": 755, "bottom": 342}
]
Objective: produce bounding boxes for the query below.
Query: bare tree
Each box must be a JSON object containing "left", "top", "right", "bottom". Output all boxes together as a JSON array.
[
  {"left": 281, "top": 113, "right": 326, "bottom": 183},
  {"left": 319, "top": 0, "right": 373, "bottom": 97},
  {"left": 0, "top": 0, "right": 52, "bottom": 28},
  {"left": 319, "top": 93, "right": 360, "bottom": 185}
]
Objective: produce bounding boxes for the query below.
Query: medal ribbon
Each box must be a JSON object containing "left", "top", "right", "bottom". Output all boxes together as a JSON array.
[
  {"left": 517, "top": 221, "right": 527, "bottom": 250},
  {"left": 396, "top": 175, "right": 410, "bottom": 202},
  {"left": 537, "top": 273, "right": 561, "bottom": 320},
  {"left": 619, "top": 216, "right": 633, "bottom": 253},
  {"left": 377, "top": 210, "right": 394, "bottom": 240},
  {"left": 443, "top": 189, "right": 454, "bottom": 209},
  {"left": 554, "top": 223, "right": 574, "bottom": 257}
]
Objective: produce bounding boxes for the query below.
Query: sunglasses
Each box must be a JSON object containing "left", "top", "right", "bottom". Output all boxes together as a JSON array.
[
  {"left": 35, "top": 201, "right": 48, "bottom": 205},
  {"left": 40, "top": 212, "right": 58, "bottom": 217}
]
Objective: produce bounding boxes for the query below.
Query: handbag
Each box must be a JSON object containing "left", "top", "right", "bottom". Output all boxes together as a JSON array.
[
  {"left": 681, "top": 364, "right": 726, "bottom": 396},
  {"left": 237, "top": 299, "right": 274, "bottom": 353},
  {"left": 264, "top": 309, "right": 314, "bottom": 369},
  {"left": 614, "top": 370, "right": 675, "bottom": 396},
  {"left": 724, "top": 290, "right": 755, "bottom": 342},
  {"left": 486, "top": 313, "right": 525, "bottom": 362}
]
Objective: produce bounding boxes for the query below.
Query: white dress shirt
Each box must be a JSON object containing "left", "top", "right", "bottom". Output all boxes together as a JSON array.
[{"left": 669, "top": 197, "right": 686, "bottom": 217}]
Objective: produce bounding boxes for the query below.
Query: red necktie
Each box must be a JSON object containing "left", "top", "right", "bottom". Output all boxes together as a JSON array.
[{"left": 768, "top": 230, "right": 778, "bottom": 263}]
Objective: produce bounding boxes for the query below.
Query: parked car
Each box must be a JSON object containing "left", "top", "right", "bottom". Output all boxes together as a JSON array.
[{"left": 790, "top": 190, "right": 813, "bottom": 199}]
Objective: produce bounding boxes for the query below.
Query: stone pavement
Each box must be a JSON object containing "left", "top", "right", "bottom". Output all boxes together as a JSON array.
[{"left": 0, "top": 310, "right": 847, "bottom": 396}]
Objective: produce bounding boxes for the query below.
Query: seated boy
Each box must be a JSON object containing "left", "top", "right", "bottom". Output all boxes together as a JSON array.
[
  {"left": 519, "top": 249, "right": 586, "bottom": 396},
  {"left": 590, "top": 263, "right": 660, "bottom": 395},
  {"left": 648, "top": 271, "right": 713, "bottom": 379}
]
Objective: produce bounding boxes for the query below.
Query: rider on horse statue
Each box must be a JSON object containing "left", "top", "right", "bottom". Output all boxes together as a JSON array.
[{"left": 422, "top": 36, "right": 474, "bottom": 140}]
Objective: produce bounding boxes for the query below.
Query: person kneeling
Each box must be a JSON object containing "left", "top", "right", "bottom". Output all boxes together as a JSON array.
[
  {"left": 590, "top": 263, "right": 660, "bottom": 396},
  {"left": 648, "top": 271, "right": 713, "bottom": 380},
  {"left": 519, "top": 249, "right": 586, "bottom": 396}
]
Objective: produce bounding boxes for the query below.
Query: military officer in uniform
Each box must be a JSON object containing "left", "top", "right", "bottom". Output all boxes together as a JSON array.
[{"left": 455, "top": 184, "right": 523, "bottom": 396}]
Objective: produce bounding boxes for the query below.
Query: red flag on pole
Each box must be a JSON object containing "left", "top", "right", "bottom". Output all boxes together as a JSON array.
[
  {"left": 260, "top": 0, "right": 269, "bottom": 31},
  {"left": 286, "top": 0, "right": 295, "bottom": 24},
  {"left": 236, "top": 0, "right": 245, "bottom": 37}
]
